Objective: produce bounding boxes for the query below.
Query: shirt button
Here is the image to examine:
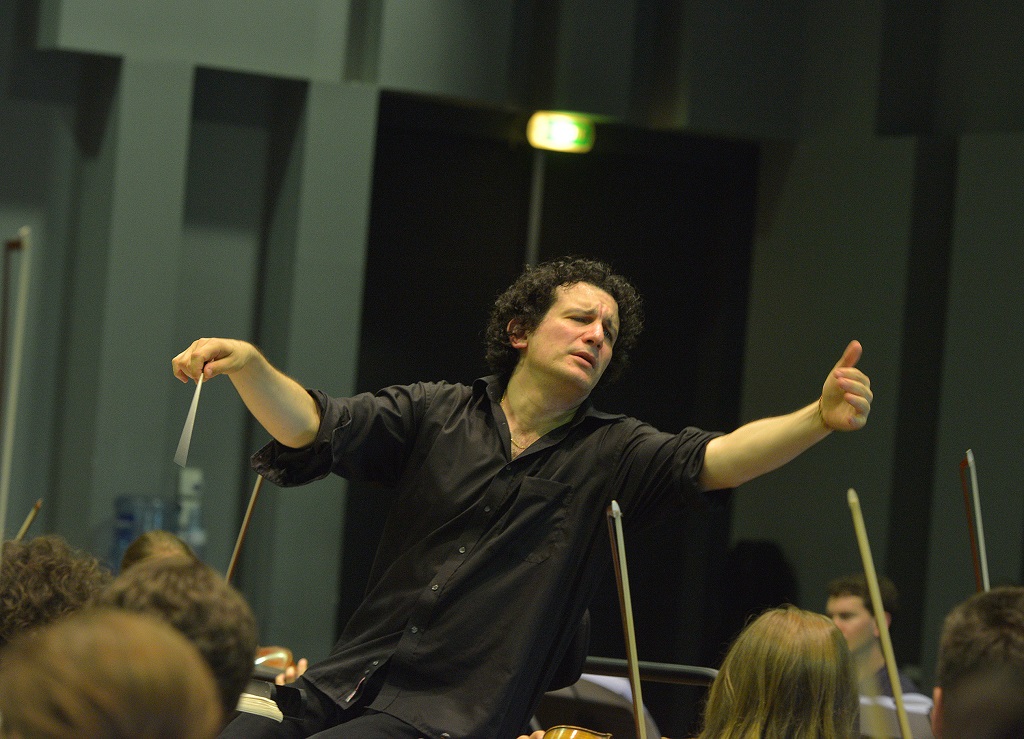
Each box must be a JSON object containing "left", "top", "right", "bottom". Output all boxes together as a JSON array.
[
  {"left": 372, "top": 660, "right": 379, "bottom": 666},
  {"left": 410, "top": 626, "right": 419, "bottom": 634},
  {"left": 484, "top": 506, "right": 491, "bottom": 513},
  {"left": 458, "top": 546, "right": 466, "bottom": 554},
  {"left": 431, "top": 584, "right": 439, "bottom": 591}
]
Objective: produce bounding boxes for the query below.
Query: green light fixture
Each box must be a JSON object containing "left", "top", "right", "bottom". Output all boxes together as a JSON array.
[{"left": 526, "top": 111, "right": 595, "bottom": 153}]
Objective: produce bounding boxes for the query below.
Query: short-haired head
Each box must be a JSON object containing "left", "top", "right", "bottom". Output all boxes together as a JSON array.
[
  {"left": 484, "top": 256, "right": 644, "bottom": 384},
  {"left": 827, "top": 572, "right": 900, "bottom": 618},
  {"left": 119, "top": 529, "right": 198, "bottom": 572},
  {"left": 936, "top": 585, "right": 1024, "bottom": 692},
  {"left": 939, "top": 663, "right": 1024, "bottom": 739},
  {"left": 98, "top": 557, "right": 258, "bottom": 716},
  {"left": 699, "top": 605, "right": 858, "bottom": 739},
  {"left": 0, "top": 607, "right": 223, "bottom": 738},
  {"left": 0, "top": 534, "right": 113, "bottom": 649}
]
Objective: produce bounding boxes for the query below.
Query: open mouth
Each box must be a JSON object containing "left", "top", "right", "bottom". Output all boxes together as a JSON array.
[{"left": 570, "top": 352, "right": 596, "bottom": 369}]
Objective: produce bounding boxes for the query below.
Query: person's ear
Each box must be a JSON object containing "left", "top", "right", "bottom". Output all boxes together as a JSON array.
[
  {"left": 931, "top": 685, "right": 943, "bottom": 738},
  {"left": 507, "top": 319, "right": 528, "bottom": 349},
  {"left": 872, "top": 611, "right": 891, "bottom": 638}
]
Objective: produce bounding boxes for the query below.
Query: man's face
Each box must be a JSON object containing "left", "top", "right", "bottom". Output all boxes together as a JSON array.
[
  {"left": 514, "top": 282, "right": 619, "bottom": 398},
  {"left": 826, "top": 594, "right": 879, "bottom": 656}
]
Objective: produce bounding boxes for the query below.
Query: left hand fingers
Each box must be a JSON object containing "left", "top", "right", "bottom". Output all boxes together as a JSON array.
[
  {"left": 844, "top": 391, "right": 871, "bottom": 417},
  {"left": 835, "top": 371, "right": 872, "bottom": 404}
]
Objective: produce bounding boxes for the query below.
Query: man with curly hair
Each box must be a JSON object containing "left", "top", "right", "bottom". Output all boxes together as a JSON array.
[
  {"left": 172, "top": 256, "right": 873, "bottom": 739},
  {"left": 0, "top": 534, "right": 113, "bottom": 649}
]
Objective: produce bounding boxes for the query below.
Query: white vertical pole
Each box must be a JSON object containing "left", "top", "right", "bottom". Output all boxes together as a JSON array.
[{"left": 0, "top": 226, "right": 32, "bottom": 540}]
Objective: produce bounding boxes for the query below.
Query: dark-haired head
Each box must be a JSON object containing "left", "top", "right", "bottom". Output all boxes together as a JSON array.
[
  {"left": 933, "top": 586, "right": 1024, "bottom": 738},
  {"left": 826, "top": 572, "right": 900, "bottom": 617},
  {"left": 484, "top": 256, "right": 643, "bottom": 384}
]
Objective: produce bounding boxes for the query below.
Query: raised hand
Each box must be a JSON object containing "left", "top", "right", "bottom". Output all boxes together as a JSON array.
[
  {"left": 171, "top": 338, "right": 259, "bottom": 384},
  {"left": 819, "top": 340, "right": 872, "bottom": 431}
]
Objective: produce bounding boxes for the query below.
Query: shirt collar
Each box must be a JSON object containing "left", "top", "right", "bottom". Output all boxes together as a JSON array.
[{"left": 474, "top": 375, "right": 624, "bottom": 427}]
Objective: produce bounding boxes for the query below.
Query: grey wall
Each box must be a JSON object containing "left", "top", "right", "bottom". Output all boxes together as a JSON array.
[
  {"left": 1, "top": 0, "right": 1023, "bottom": 699},
  {"left": 733, "top": 0, "right": 1024, "bottom": 686}
]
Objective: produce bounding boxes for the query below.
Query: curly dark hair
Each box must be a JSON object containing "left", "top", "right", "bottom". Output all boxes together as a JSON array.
[
  {"left": 97, "top": 557, "right": 258, "bottom": 716},
  {"left": 484, "top": 256, "right": 644, "bottom": 383},
  {"left": 0, "top": 534, "right": 113, "bottom": 649}
]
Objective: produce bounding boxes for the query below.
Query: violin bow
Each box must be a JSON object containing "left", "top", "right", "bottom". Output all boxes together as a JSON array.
[
  {"left": 0, "top": 227, "right": 32, "bottom": 542},
  {"left": 226, "top": 473, "right": 264, "bottom": 583},
  {"left": 606, "top": 500, "right": 648, "bottom": 739},
  {"left": 14, "top": 498, "right": 42, "bottom": 542},
  {"left": 847, "top": 488, "right": 912, "bottom": 739},
  {"left": 958, "top": 449, "right": 989, "bottom": 592}
]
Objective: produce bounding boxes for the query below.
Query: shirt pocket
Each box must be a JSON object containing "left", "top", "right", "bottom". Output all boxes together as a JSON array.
[{"left": 503, "top": 477, "right": 574, "bottom": 565}]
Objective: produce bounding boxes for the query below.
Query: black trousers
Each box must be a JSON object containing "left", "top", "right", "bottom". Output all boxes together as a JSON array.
[{"left": 220, "top": 678, "right": 425, "bottom": 739}]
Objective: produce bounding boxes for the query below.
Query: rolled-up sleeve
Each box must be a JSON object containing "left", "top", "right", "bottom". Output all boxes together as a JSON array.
[
  {"left": 251, "top": 389, "right": 339, "bottom": 486},
  {"left": 251, "top": 384, "right": 428, "bottom": 487}
]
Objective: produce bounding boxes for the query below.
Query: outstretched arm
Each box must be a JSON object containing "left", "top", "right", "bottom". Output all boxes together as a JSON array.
[
  {"left": 699, "top": 340, "right": 872, "bottom": 492},
  {"left": 172, "top": 338, "right": 320, "bottom": 448}
]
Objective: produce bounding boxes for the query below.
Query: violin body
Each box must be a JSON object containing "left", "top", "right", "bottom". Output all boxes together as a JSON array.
[
  {"left": 543, "top": 726, "right": 612, "bottom": 739},
  {"left": 255, "top": 645, "right": 294, "bottom": 672}
]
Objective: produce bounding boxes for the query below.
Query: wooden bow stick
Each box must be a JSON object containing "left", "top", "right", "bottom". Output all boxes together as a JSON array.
[
  {"left": 226, "top": 474, "right": 264, "bottom": 583},
  {"left": 606, "top": 500, "right": 648, "bottom": 739},
  {"left": 847, "top": 488, "right": 911, "bottom": 739},
  {"left": 14, "top": 498, "right": 42, "bottom": 541},
  {"left": 958, "top": 449, "right": 989, "bottom": 592}
]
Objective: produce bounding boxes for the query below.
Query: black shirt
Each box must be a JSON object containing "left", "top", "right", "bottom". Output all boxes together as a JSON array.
[
  {"left": 253, "top": 377, "right": 719, "bottom": 738},
  {"left": 871, "top": 665, "right": 923, "bottom": 697}
]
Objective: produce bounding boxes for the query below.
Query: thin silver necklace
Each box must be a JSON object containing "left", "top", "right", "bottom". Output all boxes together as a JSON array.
[{"left": 502, "top": 393, "right": 529, "bottom": 452}]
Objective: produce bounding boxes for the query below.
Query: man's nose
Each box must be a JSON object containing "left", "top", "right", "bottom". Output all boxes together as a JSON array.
[{"left": 583, "top": 322, "right": 605, "bottom": 345}]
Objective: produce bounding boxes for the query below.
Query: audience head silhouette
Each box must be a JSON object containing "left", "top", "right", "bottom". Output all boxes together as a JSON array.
[
  {"left": 0, "top": 534, "right": 112, "bottom": 649},
  {"left": 932, "top": 585, "right": 1024, "bottom": 738},
  {"left": 698, "top": 605, "right": 858, "bottom": 739},
  {"left": 0, "top": 607, "right": 223, "bottom": 738},
  {"left": 98, "top": 556, "right": 258, "bottom": 717},
  {"left": 119, "top": 529, "right": 197, "bottom": 572}
]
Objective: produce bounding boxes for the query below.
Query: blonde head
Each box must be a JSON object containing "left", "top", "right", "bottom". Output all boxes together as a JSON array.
[
  {"left": 0, "top": 607, "right": 223, "bottom": 739},
  {"left": 699, "top": 605, "right": 858, "bottom": 739}
]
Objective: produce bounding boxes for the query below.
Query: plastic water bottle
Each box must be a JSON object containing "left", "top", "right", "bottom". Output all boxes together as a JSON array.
[
  {"left": 112, "top": 495, "right": 170, "bottom": 571},
  {"left": 177, "top": 467, "right": 207, "bottom": 560}
]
